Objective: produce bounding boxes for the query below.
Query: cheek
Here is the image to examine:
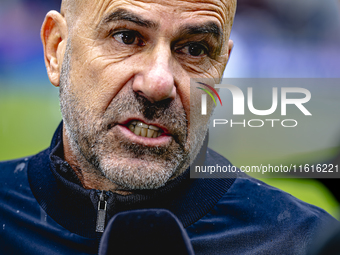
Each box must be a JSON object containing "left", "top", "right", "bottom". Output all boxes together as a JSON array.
[
  {"left": 190, "top": 89, "right": 213, "bottom": 128},
  {"left": 69, "top": 48, "right": 138, "bottom": 113}
]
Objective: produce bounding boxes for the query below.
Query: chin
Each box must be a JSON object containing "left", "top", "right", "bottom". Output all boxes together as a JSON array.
[{"left": 99, "top": 156, "right": 180, "bottom": 190}]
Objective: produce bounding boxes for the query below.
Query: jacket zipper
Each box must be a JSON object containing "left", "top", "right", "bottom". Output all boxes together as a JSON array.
[{"left": 96, "top": 190, "right": 108, "bottom": 233}]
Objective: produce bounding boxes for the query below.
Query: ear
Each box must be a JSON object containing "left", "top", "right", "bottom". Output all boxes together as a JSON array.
[
  {"left": 41, "top": 11, "right": 68, "bottom": 87},
  {"left": 227, "top": 39, "right": 234, "bottom": 60}
]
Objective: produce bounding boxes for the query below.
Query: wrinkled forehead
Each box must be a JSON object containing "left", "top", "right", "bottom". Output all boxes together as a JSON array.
[{"left": 63, "top": 0, "right": 236, "bottom": 34}]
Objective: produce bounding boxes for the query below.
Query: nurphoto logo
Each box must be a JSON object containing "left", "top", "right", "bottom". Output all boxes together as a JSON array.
[{"left": 197, "top": 82, "right": 312, "bottom": 128}]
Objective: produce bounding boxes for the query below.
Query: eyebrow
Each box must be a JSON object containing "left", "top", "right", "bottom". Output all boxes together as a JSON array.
[
  {"left": 180, "top": 22, "right": 223, "bottom": 41},
  {"left": 101, "top": 9, "right": 158, "bottom": 29}
]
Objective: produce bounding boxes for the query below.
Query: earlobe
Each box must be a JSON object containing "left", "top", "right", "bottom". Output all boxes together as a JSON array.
[{"left": 41, "top": 11, "right": 67, "bottom": 87}]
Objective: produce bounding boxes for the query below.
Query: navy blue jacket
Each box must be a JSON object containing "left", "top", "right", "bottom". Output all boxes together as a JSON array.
[{"left": 0, "top": 123, "right": 338, "bottom": 254}]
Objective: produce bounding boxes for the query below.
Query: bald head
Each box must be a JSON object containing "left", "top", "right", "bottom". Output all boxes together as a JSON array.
[{"left": 60, "top": 0, "right": 237, "bottom": 31}]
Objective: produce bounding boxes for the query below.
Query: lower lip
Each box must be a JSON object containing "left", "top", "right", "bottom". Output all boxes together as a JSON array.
[{"left": 116, "top": 125, "right": 172, "bottom": 147}]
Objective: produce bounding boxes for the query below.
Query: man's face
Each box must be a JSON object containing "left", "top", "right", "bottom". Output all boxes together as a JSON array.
[{"left": 59, "top": 0, "right": 234, "bottom": 190}]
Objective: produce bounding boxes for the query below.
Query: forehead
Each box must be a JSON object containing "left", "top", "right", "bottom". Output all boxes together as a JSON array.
[{"left": 73, "top": 0, "right": 233, "bottom": 32}]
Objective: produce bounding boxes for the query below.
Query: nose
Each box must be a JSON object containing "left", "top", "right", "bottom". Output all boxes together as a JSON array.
[{"left": 133, "top": 43, "right": 176, "bottom": 103}]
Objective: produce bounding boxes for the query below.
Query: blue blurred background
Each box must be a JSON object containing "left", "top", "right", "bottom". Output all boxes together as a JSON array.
[
  {"left": 0, "top": 0, "right": 61, "bottom": 87},
  {"left": 1, "top": 0, "right": 340, "bottom": 217}
]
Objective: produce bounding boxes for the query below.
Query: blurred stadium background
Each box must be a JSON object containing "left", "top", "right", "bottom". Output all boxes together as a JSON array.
[{"left": 1, "top": 0, "right": 340, "bottom": 218}]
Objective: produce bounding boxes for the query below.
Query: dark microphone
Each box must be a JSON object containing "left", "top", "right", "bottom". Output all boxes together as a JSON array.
[{"left": 98, "top": 209, "right": 195, "bottom": 255}]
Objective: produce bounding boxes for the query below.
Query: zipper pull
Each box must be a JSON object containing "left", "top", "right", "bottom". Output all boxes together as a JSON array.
[{"left": 96, "top": 191, "right": 107, "bottom": 233}]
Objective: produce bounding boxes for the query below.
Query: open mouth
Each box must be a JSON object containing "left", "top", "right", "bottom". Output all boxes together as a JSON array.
[{"left": 127, "top": 121, "right": 163, "bottom": 138}]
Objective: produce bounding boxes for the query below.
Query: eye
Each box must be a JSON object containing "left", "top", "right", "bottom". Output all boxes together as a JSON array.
[
  {"left": 112, "top": 31, "right": 144, "bottom": 46},
  {"left": 177, "top": 43, "right": 208, "bottom": 57}
]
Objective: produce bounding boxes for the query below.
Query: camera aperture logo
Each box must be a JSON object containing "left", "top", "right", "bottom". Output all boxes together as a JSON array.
[{"left": 198, "top": 83, "right": 312, "bottom": 128}]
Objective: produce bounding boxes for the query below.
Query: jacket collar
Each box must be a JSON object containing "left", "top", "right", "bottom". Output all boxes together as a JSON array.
[{"left": 28, "top": 122, "right": 235, "bottom": 238}]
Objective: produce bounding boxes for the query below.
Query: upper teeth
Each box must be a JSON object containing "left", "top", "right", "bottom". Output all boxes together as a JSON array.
[{"left": 128, "top": 121, "right": 162, "bottom": 138}]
